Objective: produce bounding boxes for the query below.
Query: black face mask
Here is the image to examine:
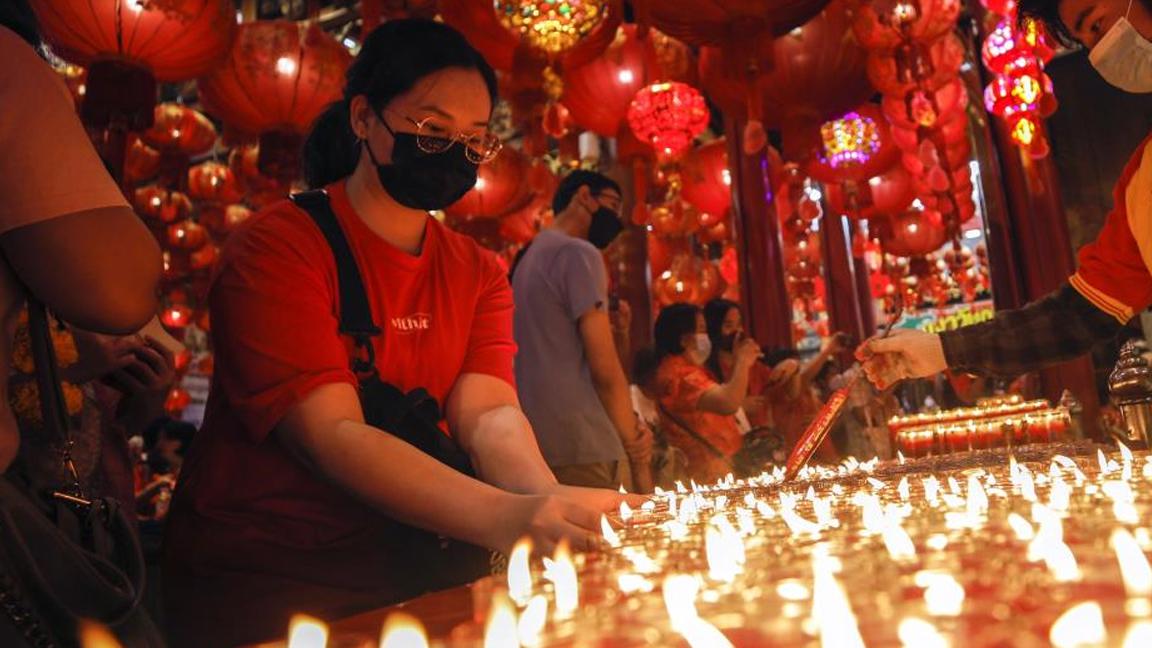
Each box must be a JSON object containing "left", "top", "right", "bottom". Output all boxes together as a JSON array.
[
  {"left": 587, "top": 207, "right": 623, "bottom": 249},
  {"left": 719, "top": 332, "right": 738, "bottom": 352},
  {"left": 363, "top": 126, "right": 478, "bottom": 211}
]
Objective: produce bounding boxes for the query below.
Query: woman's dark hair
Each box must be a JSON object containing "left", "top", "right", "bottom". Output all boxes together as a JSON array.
[
  {"left": 631, "top": 346, "right": 660, "bottom": 387},
  {"left": 702, "top": 298, "right": 740, "bottom": 381},
  {"left": 1, "top": 0, "right": 42, "bottom": 49},
  {"left": 552, "top": 169, "right": 622, "bottom": 214},
  {"left": 653, "top": 303, "right": 700, "bottom": 360},
  {"left": 303, "top": 19, "right": 499, "bottom": 188}
]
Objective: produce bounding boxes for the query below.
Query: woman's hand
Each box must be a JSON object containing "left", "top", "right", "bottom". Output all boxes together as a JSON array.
[
  {"left": 733, "top": 335, "right": 763, "bottom": 370},
  {"left": 496, "top": 493, "right": 610, "bottom": 557}
]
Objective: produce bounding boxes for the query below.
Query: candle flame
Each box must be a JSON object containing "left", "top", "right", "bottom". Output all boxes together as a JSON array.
[
  {"left": 1112, "top": 528, "right": 1152, "bottom": 599},
  {"left": 898, "top": 476, "right": 911, "bottom": 502},
  {"left": 897, "top": 617, "right": 948, "bottom": 648},
  {"left": 1050, "top": 601, "right": 1106, "bottom": 648},
  {"left": 1124, "top": 620, "right": 1152, "bottom": 648},
  {"left": 517, "top": 595, "right": 548, "bottom": 648},
  {"left": 601, "top": 515, "right": 622, "bottom": 549},
  {"left": 379, "top": 613, "right": 428, "bottom": 648},
  {"left": 79, "top": 621, "right": 124, "bottom": 648},
  {"left": 918, "top": 572, "right": 965, "bottom": 617},
  {"left": 882, "top": 517, "right": 917, "bottom": 561},
  {"left": 287, "top": 615, "right": 328, "bottom": 648},
  {"left": 776, "top": 579, "right": 811, "bottom": 601},
  {"left": 662, "top": 575, "right": 734, "bottom": 648},
  {"left": 1007, "top": 513, "right": 1035, "bottom": 541},
  {"left": 483, "top": 595, "right": 519, "bottom": 648},
  {"left": 812, "top": 547, "right": 865, "bottom": 648},
  {"left": 619, "top": 501, "right": 633, "bottom": 521},
  {"left": 542, "top": 541, "right": 578, "bottom": 620},
  {"left": 508, "top": 538, "right": 533, "bottom": 606},
  {"left": 705, "top": 515, "right": 746, "bottom": 582},
  {"left": 897, "top": 450, "right": 906, "bottom": 464}
]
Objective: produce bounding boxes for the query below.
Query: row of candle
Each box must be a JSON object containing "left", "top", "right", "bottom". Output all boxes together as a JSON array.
[
  {"left": 897, "top": 409, "right": 1072, "bottom": 457},
  {"left": 274, "top": 441, "right": 1152, "bottom": 648},
  {"left": 888, "top": 396, "right": 1052, "bottom": 435}
]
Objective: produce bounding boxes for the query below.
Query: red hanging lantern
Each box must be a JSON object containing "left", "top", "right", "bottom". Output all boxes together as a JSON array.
[
  {"left": 633, "top": 0, "right": 828, "bottom": 59},
  {"left": 627, "top": 82, "right": 710, "bottom": 159},
  {"left": 164, "top": 387, "right": 192, "bottom": 415},
  {"left": 124, "top": 135, "right": 161, "bottom": 186},
  {"left": 134, "top": 187, "right": 192, "bottom": 224},
  {"left": 851, "top": 0, "right": 962, "bottom": 51},
  {"left": 494, "top": 0, "right": 610, "bottom": 56},
  {"left": 881, "top": 206, "right": 947, "bottom": 257},
  {"left": 229, "top": 144, "right": 292, "bottom": 208},
  {"left": 650, "top": 29, "right": 697, "bottom": 84},
  {"left": 140, "top": 104, "right": 218, "bottom": 157},
  {"left": 983, "top": 71, "right": 1047, "bottom": 120},
  {"left": 650, "top": 199, "right": 703, "bottom": 237},
  {"left": 188, "top": 161, "right": 244, "bottom": 204},
  {"left": 562, "top": 26, "right": 661, "bottom": 137},
  {"left": 30, "top": 0, "right": 235, "bottom": 130},
  {"left": 882, "top": 78, "right": 967, "bottom": 130},
  {"left": 806, "top": 103, "right": 901, "bottom": 183},
  {"left": 698, "top": 214, "right": 732, "bottom": 244},
  {"left": 201, "top": 204, "right": 254, "bottom": 238},
  {"left": 199, "top": 21, "right": 352, "bottom": 182},
  {"left": 680, "top": 138, "right": 733, "bottom": 219},
  {"left": 160, "top": 304, "right": 194, "bottom": 330},
  {"left": 866, "top": 33, "right": 965, "bottom": 95},
  {"left": 189, "top": 244, "right": 220, "bottom": 271},
  {"left": 445, "top": 147, "right": 532, "bottom": 220},
  {"left": 167, "top": 220, "right": 209, "bottom": 251}
]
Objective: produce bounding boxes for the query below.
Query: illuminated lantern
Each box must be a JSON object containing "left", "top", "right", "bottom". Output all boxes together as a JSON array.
[
  {"left": 445, "top": 147, "right": 531, "bottom": 220},
  {"left": 439, "top": 0, "right": 521, "bottom": 70},
  {"left": 199, "top": 21, "right": 352, "bottom": 181},
  {"left": 494, "top": 0, "right": 608, "bottom": 55},
  {"left": 161, "top": 304, "right": 194, "bottom": 330},
  {"left": 134, "top": 187, "right": 192, "bottom": 224},
  {"left": 627, "top": 82, "right": 710, "bottom": 159},
  {"left": 188, "top": 162, "right": 244, "bottom": 204},
  {"left": 650, "top": 29, "right": 697, "bottom": 84},
  {"left": 201, "top": 204, "right": 253, "bottom": 238},
  {"left": 851, "top": 0, "right": 962, "bottom": 51},
  {"left": 680, "top": 139, "right": 732, "bottom": 219},
  {"left": 140, "top": 104, "right": 217, "bottom": 157},
  {"left": 229, "top": 144, "right": 291, "bottom": 208},
  {"left": 698, "top": 215, "right": 731, "bottom": 244},
  {"left": 189, "top": 244, "right": 220, "bottom": 271},
  {"left": 124, "top": 135, "right": 160, "bottom": 185},
  {"left": 882, "top": 206, "right": 947, "bottom": 257},
  {"left": 562, "top": 26, "right": 660, "bottom": 137},
  {"left": 650, "top": 199, "right": 702, "bottom": 237},
  {"left": 807, "top": 104, "right": 900, "bottom": 183},
  {"left": 983, "top": 72, "right": 1046, "bottom": 120},
  {"left": 164, "top": 387, "right": 192, "bottom": 415},
  {"left": 982, "top": 17, "right": 1055, "bottom": 75},
  {"left": 866, "top": 33, "right": 965, "bottom": 95},
  {"left": 654, "top": 254, "right": 723, "bottom": 306},
  {"left": 167, "top": 220, "right": 209, "bottom": 251},
  {"left": 30, "top": 0, "right": 235, "bottom": 130},
  {"left": 882, "top": 78, "right": 967, "bottom": 130}
]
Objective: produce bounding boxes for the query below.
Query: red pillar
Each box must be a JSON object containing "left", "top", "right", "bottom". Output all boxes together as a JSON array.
[
  {"left": 727, "top": 123, "right": 792, "bottom": 349},
  {"left": 820, "top": 212, "right": 866, "bottom": 343}
]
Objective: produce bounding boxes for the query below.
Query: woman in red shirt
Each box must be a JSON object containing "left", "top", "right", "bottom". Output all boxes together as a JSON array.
[
  {"left": 163, "top": 20, "right": 626, "bottom": 647},
  {"left": 653, "top": 303, "right": 761, "bottom": 483}
]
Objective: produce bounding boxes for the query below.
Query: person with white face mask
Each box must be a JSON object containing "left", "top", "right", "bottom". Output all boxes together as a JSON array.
[
  {"left": 652, "top": 303, "right": 763, "bottom": 483},
  {"left": 858, "top": 0, "right": 1152, "bottom": 388}
]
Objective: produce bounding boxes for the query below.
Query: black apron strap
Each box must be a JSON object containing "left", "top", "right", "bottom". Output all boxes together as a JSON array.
[{"left": 291, "top": 190, "right": 381, "bottom": 375}]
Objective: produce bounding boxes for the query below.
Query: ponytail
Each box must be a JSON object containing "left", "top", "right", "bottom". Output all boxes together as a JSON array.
[{"left": 304, "top": 101, "right": 359, "bottom": 189}]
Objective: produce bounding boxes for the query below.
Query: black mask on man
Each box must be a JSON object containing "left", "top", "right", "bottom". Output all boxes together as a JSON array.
[{"left": 587, "top": 207, "right": 623, "bottom": 249}]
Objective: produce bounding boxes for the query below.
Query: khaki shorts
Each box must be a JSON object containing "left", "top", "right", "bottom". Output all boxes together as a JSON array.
[{"left": 550, "top": 460, "right": 633, "bottom": 491}]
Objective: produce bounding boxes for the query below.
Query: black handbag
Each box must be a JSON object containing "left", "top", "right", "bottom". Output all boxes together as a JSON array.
[
  {"left": 291, "top": 191, "right": 492, "bottom": 595},
  {"left": 0, "top": 301, "right": 164, "bottom": 648}
]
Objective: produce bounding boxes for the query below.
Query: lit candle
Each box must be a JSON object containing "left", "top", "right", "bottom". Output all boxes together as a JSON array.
[
  {"left": 508, "top": 537, "right": 533, "bottom": 607},
  {"left": 379, "top": 613, "right": 428, "bottom": 648},
  {"left": 542, "top": 541, "right": 578, "bottom": 621},
  {"left": 483, "top": 594, "right": 519, "bottom": 648},
  {"left": 1050, "top": 601, "right": 1106, "bottom": 648},
  {"left": 287, "top": 615, "right": 328, "bottom": 648}
]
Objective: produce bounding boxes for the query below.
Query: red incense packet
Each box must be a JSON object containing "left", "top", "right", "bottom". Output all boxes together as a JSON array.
[{"left": 783, "top": 379, "right": 856, "bottom": 480}]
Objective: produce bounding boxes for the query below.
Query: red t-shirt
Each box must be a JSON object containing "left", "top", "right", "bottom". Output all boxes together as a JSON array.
[
  {"left": 164, "top": 182, "right": 515, "bottom": 638},
  {"left": 656, "top": 355, "right": 742, "bottom": 483}
]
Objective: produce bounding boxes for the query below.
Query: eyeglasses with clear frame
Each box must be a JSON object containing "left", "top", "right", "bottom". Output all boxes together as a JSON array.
[{"left": 377, "top": 109, "right": 503, "bottom": 164}]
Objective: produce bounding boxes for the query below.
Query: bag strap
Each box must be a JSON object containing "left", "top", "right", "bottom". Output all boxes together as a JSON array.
[
  {"left": 26, "top": 300, "right": 84, "bottom": 500},
  {"left": 657, "top": 401, "right": 734, "bottom": 468},
  {"left": 291, "top": 190, "right": 382, "bottom": 377}
]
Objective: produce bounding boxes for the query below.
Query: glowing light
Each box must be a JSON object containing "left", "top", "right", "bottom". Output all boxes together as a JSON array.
[
  {"left": 78, "top": 621, "right": 123, "bottom": 648},
  {"left": 127, "top": 0, "right": 145, "bottom": 13},
  {"left": 662, "top": 575, "right": 734, "bottom": 648},
  {"left": 898, "top": 617, "right": 949, "bottom": 648},
  {"left": 287, "top": 615, "right": 328, "bottom": 648},
  {"left": 379, "top": 613, "right": 428, "bottom": 648},
  {"left": 517, "top": 596, "right": 547, "bottom": 648},
  {"left": 705, "top": 515, "right": 746, "bottom": 582},
  {"left": 542, "top": 541, "right": 578, "bottom": 620},
  {"left": 1124, "top": 621, "right": 1152, "bottom": 648},
  {"left": 819, "top": 111, "right": 882, "bottom": 170},
  {"left": 494, "top": 0, "right": 608, "bottom": 54},
  {"left": 919, "top": 572, "right": 965, "bottom": 617},
  {"left": 812, "top": 547, "right": 866, "bottom": 648},
  {"left": 1050, "top": 601, "right": 1106, "bottom": 648},
  {"left": 1113, "top": 529, "right": 1152, "bottom": 598},
  {"left": 508, "top": 538, "right": 533, "bottom": 606},
  {"left": 617, "top": 68, "right": 635, "bottom": 84},
  {"left": 602, "top": 515, "right": 622, "bottom": 548},
  {"left": 776, "top": 579, "right": 811, "bottom": 601},
  {"left": 626, "top": 82, "right": 710, "bottom": 158},
  {"left": 276, "top": 56, "right": 298, "bottom": 76},
  {"left": 483, "top": 595, "right": 519, "bottom": 648}
]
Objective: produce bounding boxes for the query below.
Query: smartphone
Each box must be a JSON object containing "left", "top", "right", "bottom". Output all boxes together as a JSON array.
[{"left": 141, "top": 317, "right": 186, "bottom": 357}]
